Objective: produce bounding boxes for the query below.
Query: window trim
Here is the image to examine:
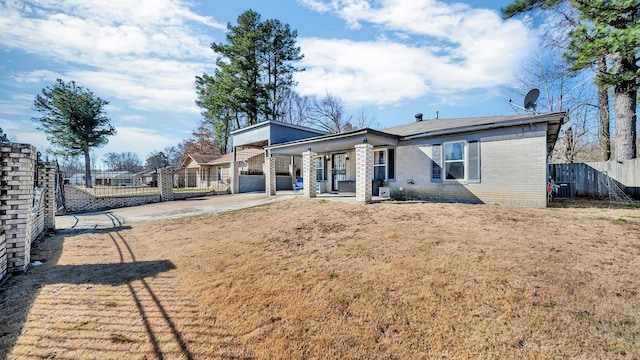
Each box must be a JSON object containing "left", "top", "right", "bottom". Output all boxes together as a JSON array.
[
  {"left": 443, "top": 140, "right": 466, "bottom": 182},
  {"left": 373, "top": 148, "right": 396, "bottom": 181},
  {"left": 373, "top": 149, "right": 387, "bottom": 181},
  {"left": 316, "top": 156, "right": 326, "bottom": 182},
  {"left": 432, "top": 140, "right": 481, "bottom": 184}
]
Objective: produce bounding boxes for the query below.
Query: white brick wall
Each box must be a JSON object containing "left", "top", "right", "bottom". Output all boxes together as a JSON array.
[
  {"left": 64, "top": 185, "right": 161, "bottom": 213},
  {"left": 391, "top": 124, "right": 549, "bottom": 208},
  {"left": 0, "top": 232, "right": 6, "bottom": 280},
  {"left": 0, "top": 143, "right": 37, "bottom": 273}
]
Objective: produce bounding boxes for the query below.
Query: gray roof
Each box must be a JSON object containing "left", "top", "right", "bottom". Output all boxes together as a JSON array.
[
  {"left": 230, "top": 120, "right": 328, "bottom": 136},
  {"left": 383, "top": 112, "right": 566, "bottom": 137},
  {"left": 265, "top": 112, "right": 566, "bottom": 154},
  {"left": 384, "top": 112, "right": 566, "bottom": 152}
]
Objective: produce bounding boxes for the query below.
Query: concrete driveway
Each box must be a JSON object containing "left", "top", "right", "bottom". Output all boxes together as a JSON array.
[{"left": 55, "top": 192, "right": 297, "bottom": 230}]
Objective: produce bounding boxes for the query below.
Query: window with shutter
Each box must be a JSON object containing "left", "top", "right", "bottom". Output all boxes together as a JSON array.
[
  {"left": 387, "top": 149, "right": 395, "bottom": 180},
  {"left": 431, "top": 144, "right": 442, "bottom": 182},
  {"left": 444, "top": 141, "right": 465, "bottom": 180},
  {"left": 431, "top": 140, "right": 480, "bottom": 183},
  {"left": 468, "top": 140, "right": 480, "bottom": 183}
]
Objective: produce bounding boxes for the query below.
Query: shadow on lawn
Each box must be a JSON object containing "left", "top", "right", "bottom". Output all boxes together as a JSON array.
[
  {"left": 0, "top": 226, "right": 193, "bottom": 360},
  {"left": 548, "top": 197, "right": 640, "bottom": 209}
]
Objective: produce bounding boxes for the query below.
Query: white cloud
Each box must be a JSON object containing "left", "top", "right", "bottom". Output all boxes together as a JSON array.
[
  {"left": 0, "top": 93, "right": 36, "bottom": 116},
  {"left": 296, "top": 0, "right": 533, "bottom": 106},
  {"left": 13, "top": 70, "right": 61, "bottom": 83},
  {"left": 0, "top": 118, "right": 48, "bottom": 147},
  {"left": 88, "top": 126, "right": 180, "bottom": 167},
  {"left": 297, "top": 0, "right": 333, "bottom": 13},
  {"left": 0, "top": 0, "right": 220, "bottom": 115}
]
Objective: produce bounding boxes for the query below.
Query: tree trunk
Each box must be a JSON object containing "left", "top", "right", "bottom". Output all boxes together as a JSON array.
[
  {"left": 597, "top": 56, "right": 610, "bottom": 161},
  {"left": 84, "top": 149, "right": 93, "bottom": 188},
  {"left": 613, "top": 82, "right": 637, "bottom": 161}
]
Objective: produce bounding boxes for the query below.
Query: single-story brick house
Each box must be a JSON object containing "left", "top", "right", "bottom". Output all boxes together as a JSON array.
[{"left": 256, "top": 112, "right": 565, "bottom": 207}]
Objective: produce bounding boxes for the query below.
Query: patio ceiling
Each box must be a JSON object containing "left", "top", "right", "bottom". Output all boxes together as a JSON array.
[{"left": 265, "top": 129, "right": 399, "bottom": 155}]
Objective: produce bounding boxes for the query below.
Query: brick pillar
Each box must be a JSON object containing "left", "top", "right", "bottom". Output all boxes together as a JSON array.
[
  {"left": 302, "top": 150, "right": 317, "bottom": 198},
  {"left": 0, "top": 232, "right": 6, "bottom": 280},
  {"left": 158, "top": 168, "right": 174, "bottom": 201},
  {"left": 264, "top": 157, "right": 276, "bottom": 196},
  {"left": 0, "top": 143, "right": 37, "bottom": 272},
  {"left": 229, "top": 161, "right": 240, "bottom": 194},
  {"left": 37, "top": 161, "right": 57, "bottom": 231},
  {"left": 355, "top": 143, "right": 373, "bottom": 203}
]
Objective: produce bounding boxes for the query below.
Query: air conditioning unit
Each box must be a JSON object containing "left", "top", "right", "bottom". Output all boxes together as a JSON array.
[{"left": 379, "top": 187, "right": 390, "bottom": 198}]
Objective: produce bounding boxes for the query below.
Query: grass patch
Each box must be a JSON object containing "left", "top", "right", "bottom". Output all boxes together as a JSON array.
[{"left": 1, "top": 199, "right": 639, "bottom": 359}]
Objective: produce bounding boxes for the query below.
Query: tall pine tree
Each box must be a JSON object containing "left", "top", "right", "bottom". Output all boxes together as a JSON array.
[
  {"left": 503, "top": 0, "right": 639, "bottom": 161},
  {"left": 32, "top": 79, "right": 116, "bottom": 187},
  {"left": 503, "top": 0, "right": 611, "bottom": 160},
  {"left": 197, "top": 9, "right": 304, "bottom": 153},
  {"left": 566, "top": 0, "right": 639, "bottom": 161}
]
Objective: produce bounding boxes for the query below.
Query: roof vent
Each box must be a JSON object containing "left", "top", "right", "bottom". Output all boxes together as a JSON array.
[{"left": 415, "top": 113, "right": 423, "bottom": 122}]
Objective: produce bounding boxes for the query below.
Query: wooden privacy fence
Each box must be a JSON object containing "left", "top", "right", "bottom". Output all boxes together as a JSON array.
[{"left": 549, "top": 159, "right": 639, "bottom": 199}]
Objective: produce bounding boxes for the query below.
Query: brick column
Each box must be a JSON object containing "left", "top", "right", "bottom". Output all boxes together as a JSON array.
[
  {"left": 355, "top": 143, "right": 373, "bottom": 203},
  {"left": 0, "top": 143, "right": 36, "bottom": 272},
  {"left": 158, "top": 168, "right": 174, "bottom": 201},
  {"left": 229, "top": 161, "right": 240, "bottom": 194},
  {"left": 264, "top": 157, "right": 276, "bottom": 196},
  {"left": 302, "top": 150, "right": 317, "bottom": 198},
  {"left": 37, "top": 161, "right": 57, "bottom": 231},
  {"left": 0, "top": 232, "right": 6, "bottom": 280}
]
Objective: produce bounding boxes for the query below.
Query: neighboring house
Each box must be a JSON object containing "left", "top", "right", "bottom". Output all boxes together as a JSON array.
[
  {"left": 137, "top": 170, "right": 157, "bottom": 186},
  {"left": 258, "top": 112, "right": 565, "bottom": 208},
  {"left": 182, "top": 154, "right": 219, "bottom": 188},
  {"left": 181, "top": 149, "right": 265, "bottom": 190},
  {"left": 67, "top": 170, "right": 136, "bottom": 186}
]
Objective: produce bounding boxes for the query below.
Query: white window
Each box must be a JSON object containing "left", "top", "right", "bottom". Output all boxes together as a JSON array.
[
  {"left": 431, "top": 140, "right": 480, "bottom": 183},
  {"left": 444, "top": 141, "right": 465, "bottom": 180},
  {"left": 372, "top": 149, "right": 396, "bottom": 181},
  {"left": 316, "top": 156, "right": 325, "bottom": 181},
  {"left": 373, "top": 149, "right": 386, "bottom": 180}
]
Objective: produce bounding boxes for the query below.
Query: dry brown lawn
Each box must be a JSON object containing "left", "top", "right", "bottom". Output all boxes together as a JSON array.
[{"left": 1, "top": 198, "right": 639, "bottom": 359}]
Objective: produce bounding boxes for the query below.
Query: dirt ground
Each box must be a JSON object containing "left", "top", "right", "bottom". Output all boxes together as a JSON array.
[{"left": 1, "top": 198, "right": 639, "bottom": 359}]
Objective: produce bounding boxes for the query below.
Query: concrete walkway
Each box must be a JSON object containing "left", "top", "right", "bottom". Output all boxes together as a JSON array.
[
  {"left": 55, "top": 192, "right": 297, "bottom": 230},
  {"left": 55, "top": 191, "right": 388, "bottom": 231}
]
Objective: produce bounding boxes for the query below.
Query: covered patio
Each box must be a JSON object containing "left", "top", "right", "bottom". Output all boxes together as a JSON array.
[{"left": 263, "top": 129, "right": 399, "bottom": 203}]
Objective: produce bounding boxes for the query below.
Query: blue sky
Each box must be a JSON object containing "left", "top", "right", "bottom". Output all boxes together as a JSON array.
[{"left": 0, "top": 0, "right": 540, "bottom": 165}]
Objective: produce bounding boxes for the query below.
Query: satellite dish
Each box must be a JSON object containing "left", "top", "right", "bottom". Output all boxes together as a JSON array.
[{"left": 524, "top": 88, "right": 540, "bottom": 112}]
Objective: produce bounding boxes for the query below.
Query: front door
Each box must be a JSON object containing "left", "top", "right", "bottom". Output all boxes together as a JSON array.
[{"left": 332, "top": 153, "right": 347, "bottom": 191}]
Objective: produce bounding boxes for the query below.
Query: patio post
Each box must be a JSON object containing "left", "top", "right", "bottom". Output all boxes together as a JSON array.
[
  {"left": 229, "top": 161, "right": 240, "bottom": 194},
  {"left": 264, "top": 156, "right": 276, "bottom": 196},
  {"left": 302, "top": 150, "right": 317, "bottom": 198},
  {"left": 355, "top": 143, "right": 373, "bottom": 203},
  {"left": 289, "top": 155, "right": 296, "bottom": 186}
]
